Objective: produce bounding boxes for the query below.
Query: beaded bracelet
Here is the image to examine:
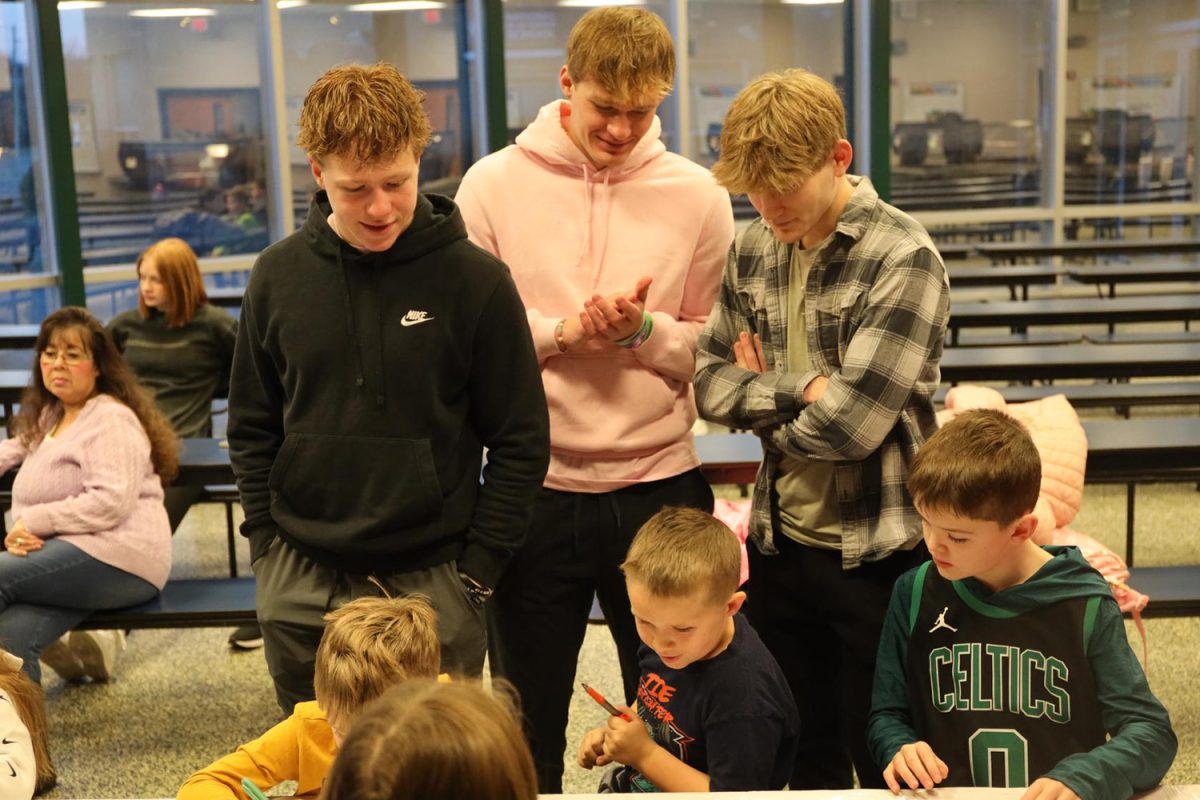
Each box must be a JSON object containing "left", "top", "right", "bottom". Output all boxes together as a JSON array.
[
  {"left": 615, "top": 311, "right": 654, "bottom": 349},
  {"left": 554, "top": 319, "right": 568, "bottom": 353}
]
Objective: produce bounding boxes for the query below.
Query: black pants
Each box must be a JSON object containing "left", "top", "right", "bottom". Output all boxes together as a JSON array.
[
  {"left": 487, "top": 468, "right": 714, "bottom": 794},
  {"left": 744, "top": 532, "right": 928, "bottom": 790}
]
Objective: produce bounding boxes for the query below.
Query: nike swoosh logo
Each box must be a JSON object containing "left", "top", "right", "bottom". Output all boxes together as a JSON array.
[
  {"left": 6, "top": 763, "right": 14, "bottom": 777},
  {"left": 0, "top": 739, "right": 12, "bottom": 745},
  {"left": 400, "top": 317, "right": 434, "bottom": 327}
]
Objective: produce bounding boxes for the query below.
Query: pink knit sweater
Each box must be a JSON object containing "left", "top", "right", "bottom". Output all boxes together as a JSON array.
[{"left": 0, "top": 394, "right": 171, "bottom": 589}]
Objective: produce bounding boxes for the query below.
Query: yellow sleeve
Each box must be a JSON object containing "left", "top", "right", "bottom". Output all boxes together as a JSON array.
[{"left": 177, "top": 702, "right": 332, "bottom": 800}]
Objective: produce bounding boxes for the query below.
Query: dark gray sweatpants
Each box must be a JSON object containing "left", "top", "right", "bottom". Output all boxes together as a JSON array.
[{"left": 251, "top": 532, "right": 485, "bottom": 713}]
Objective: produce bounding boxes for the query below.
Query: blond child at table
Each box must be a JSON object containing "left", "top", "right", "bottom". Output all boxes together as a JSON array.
[
  {"left": 867, "top": 410, "right": 1176, "bottom": 800},
  {"left": 576, "top": 507, "right": 799, "bottom": 792},
  {"left": 177, "top": 594, "right": 439, "bottom": 799}
]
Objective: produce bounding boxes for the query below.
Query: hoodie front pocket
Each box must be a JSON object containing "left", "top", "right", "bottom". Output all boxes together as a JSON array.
[{"left": 268, "top": 433, "right": 442, "bottom": 541}]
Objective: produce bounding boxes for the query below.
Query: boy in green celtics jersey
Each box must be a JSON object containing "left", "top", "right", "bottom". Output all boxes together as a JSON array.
[{"left": 867, "top": 409, "right": 1176, "bottom": 800}]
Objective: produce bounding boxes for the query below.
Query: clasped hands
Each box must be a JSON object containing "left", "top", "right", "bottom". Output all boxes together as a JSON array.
[
  {"left": 576, "top": 705, "right": 654, "bottom": 771},
  {"left": 885, "top": 741, "right": 1080, "bottom": 800},
  {"left": 4, "top": 519, "right": 43, "bottom": 557},
  {"left": 557, "top": 276, "right": 653, "bottom": 353}
]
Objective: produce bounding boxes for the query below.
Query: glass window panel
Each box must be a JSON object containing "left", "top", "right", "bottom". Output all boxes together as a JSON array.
[
  {"left": 686, "top": 0, "right": 843, "bottom": 165},
  {"left": 1065, "top": 0, "right": 1199, "bottom": 215},
  {"left": 59, "top": 0, "right": 271, "bottom": 293},
  {"left": 0, "top": 0, "right": 55, "bottom": 323},
  {"left": 501, "top": 2, "right": 675, "bottom": 149},
  {"left": 280, "top": 0, "right": 471, "bottom": 212},
  {"left": 889, "top": 0, "right": 1049, "bottom": 215}
]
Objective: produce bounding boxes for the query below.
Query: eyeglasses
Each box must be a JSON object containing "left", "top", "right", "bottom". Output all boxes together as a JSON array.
[{"left": 40, "top": 348, "right": 92, "bottom": 366}]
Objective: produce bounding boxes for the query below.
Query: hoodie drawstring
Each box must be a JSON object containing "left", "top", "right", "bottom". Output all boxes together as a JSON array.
[
  {"left": 576, "top": 164, "right": 615, "bottom": 292},
  {"left": 372, "top": 263, "right": 385, "bottom": 409},
  {"left": 578, "top": 163, "right": 593, "bottom": 269},
  {"left": 336, "top": 247, "right": 368, "bottom": 393}
]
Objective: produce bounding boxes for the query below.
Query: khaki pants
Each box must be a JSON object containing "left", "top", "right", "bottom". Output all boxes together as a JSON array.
[{"left": 251, "top": 531, "right": 485, "bottom": 713}]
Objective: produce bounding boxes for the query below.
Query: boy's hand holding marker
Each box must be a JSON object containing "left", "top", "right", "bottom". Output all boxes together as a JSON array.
[{"left": 602, "top": 703, "right": 654, "bottom": 767}]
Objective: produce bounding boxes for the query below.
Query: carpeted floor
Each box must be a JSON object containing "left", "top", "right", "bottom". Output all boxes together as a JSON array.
[{"left": 31, "top": 411, "right": 1200, "bottom": 798}]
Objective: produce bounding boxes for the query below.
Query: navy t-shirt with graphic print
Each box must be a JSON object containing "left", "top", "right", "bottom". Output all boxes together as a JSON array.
[{"left": 606, "top": 613, "right": 800, "bottom": 792}]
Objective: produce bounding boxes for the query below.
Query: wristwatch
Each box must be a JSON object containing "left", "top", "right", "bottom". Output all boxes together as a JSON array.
[{"left": 459, "top": 572, "right": 493, "bottom": 607}]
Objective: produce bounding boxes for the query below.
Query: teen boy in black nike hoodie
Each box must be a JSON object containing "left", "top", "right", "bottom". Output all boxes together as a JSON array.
[{"left": 228, "top": 65, "right": 549, "bottom": 712}]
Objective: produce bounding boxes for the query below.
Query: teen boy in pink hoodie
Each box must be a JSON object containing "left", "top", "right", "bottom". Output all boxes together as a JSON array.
[{"left": 455, "top": 8, "right": 734, "bottom": 792}]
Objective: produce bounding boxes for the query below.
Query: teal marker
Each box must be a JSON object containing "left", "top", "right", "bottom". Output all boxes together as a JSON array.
[{"left": 241, "top": 777, "right": 270, "bottom": 800}]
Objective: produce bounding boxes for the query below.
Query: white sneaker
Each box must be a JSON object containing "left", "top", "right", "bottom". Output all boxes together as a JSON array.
[
  {"left": 69, "top": 630, "right": 127, "bottom": 681},
  {"left": 41, "top": 635, "right": 87, "bottom": 681}
]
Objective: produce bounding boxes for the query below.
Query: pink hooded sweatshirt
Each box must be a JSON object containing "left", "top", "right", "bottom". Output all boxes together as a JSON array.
[{"left": 456, "top": 100, "right": 734, "bottom": 492}]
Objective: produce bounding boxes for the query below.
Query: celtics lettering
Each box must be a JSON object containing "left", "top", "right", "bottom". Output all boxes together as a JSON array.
[{"left": 929, "top": 644, "right": 1070, "bottom": 723}]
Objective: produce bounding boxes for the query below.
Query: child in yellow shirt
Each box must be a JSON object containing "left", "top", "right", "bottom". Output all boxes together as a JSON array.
[{"left": 177, "top": 595, "right": 439, "bottom": 799}]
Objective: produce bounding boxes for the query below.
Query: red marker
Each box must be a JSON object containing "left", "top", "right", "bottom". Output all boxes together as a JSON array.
[{"left": 581, "top": 681, "right": 632, "bottom": 721}]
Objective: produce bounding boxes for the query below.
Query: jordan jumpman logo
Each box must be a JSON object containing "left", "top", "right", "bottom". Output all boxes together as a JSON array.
[{"left": 928, "top": 606, "right": 958, "bottom": 633}]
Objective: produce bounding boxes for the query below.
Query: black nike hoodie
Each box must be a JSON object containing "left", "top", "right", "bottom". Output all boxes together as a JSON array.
[{"left": 228, "top": 191, "right": 549, "bottom": 586}]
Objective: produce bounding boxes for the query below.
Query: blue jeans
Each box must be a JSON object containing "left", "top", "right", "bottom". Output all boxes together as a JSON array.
[{"left": 0, "top": 538, "right": 159, "bottom": 683}]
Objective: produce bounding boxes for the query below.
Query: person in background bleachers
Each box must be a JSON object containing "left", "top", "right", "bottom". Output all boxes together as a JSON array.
[
  {"left": 106, "top": 239, "right": 257, "bottom": 650},
  {"left": 318, "top": 679, "right": 539, "bottom": 800},
  {"left": 0, "top": 307, "right": 178, "bottom": 684}
]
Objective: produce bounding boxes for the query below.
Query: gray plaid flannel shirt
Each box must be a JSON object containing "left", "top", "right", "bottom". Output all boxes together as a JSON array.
[{"left": 695, "top": 176, "right": 950, "bottom": 568}]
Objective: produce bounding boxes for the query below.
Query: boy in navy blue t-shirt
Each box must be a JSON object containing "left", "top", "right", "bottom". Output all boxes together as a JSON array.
[{"left": 576, "top": 507, "right": 799, "bottom": 792}]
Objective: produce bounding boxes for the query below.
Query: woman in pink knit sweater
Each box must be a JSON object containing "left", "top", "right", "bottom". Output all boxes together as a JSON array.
[{"left": 0, "top": 307, "right": 179, "bottom": 684}]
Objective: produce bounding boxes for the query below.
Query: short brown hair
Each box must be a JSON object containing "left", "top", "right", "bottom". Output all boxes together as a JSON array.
[
  {"left": 621, "top": 507, "right": 740, "bottom": 605},
  {"left": 137, "top": 238, "right": 209, "bottom": 327},
  {"left": 313, "top": 595, "right": 439, "bottom": 723},
  {"left": 908, "top": 409, "right": 1041, "bottom": 527},
  {"left": 712, "top": 69, "right": 848, "bottom": 195},
  {"left": 565, "top": 8, "right": 674, "bottom": 103},
  {"left": 0, "top": 653, "right": 56, "bottom": 794},
  {"left": 296, "top": 62, "right": 432, "bottom": 164},
  {"left": 318, "top": 680, "right": 538, "bottom": 800}
]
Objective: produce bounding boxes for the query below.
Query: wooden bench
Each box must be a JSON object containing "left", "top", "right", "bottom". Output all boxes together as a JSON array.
[
  {"left": 76, "top": 577, "right": 256, "bottom": 630},
  {"left": 1083, "top": 330, "right": 1200, "bottom": 345},
  {"left": 948, "top": 265, "right": 1061, "bottom": 300},
  {"left": 940, "top": 342, "right": 1200, "bottom": 383},
  {"left": 977, "top": 237, "right": 1200, "bottom": 264},
  {"left": 947, "top": 295, "right": 1200, "bottom": 345},
  {"left": 951, "top": 331, "right": 1082, "bottom": 348},
  {"left": 1067, "top": 263, "right": 1200, "bottom": 298},
  {"left": 1125, "top": 567, "right": 1200, "bottom": 618}
]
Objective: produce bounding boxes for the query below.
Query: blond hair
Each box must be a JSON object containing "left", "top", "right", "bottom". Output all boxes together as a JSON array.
[
  {"left": 909, "top": 409, "right": 1042, "bottom": 527},
  {"left": 319, "top": 680, "right": 538, "bottom": 800},
  {"left": 137, "top": 238, "right": 208, "bottom": 327},
  {"left": 0, "top": 655, "right": 56, "bottom": 794},
  {"left": 712, "top": 69, "right": 848, "bottom": 195},
  {"left": 313, "top": 595, "right": 440, "bottom": 722},
  {"left": 565, "top": 8, "right": 674, "bottom": 103},
  {"left": 296, "top": 63, "right": 432, "bottom": 164},
  {"left": 621, "top": 507, "right": 740, "bottom": 605}
]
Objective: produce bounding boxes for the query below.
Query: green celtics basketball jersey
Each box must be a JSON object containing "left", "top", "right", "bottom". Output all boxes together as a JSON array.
[{"left": 906, "top": 561, "right": 1106, "bottom": 788}]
